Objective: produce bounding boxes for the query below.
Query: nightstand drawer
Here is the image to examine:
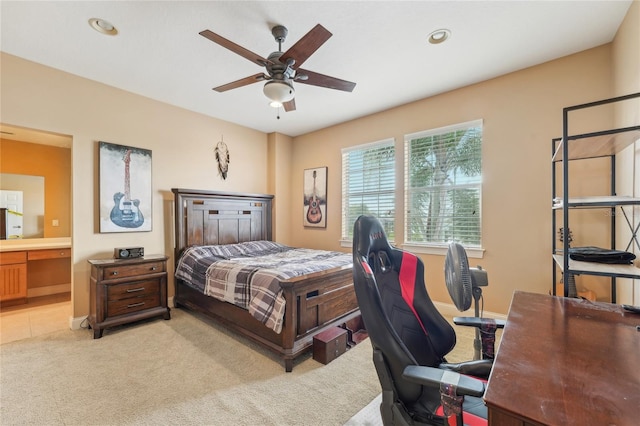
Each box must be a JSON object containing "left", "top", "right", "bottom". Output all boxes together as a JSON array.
[
  {"left": 107, "top": 294, "right": 160, "bottom": 317},
  {"left": 102, "top": 261, "right": 165, "bottom": 280},
  {"left": 107, "top": 279, "right": 160, "bottom": 301}
]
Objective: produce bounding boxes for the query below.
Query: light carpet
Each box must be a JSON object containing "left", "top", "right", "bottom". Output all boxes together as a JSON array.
[{"left": 1, "top": 308, "right": 380, "bottom": 426}]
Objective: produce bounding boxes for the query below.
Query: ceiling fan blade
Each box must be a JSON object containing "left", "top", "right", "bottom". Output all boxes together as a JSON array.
[
  {"left": 280, "top": 24, "right": 332, "bottom": 68},
  {"left": 200, "top": 30, "right": 272, "bottom": 67},
  {"left": 213, "top": 73, "right": 266, "bottom": 92},
  {"left": 283, "top": 98, "right": 296, "bottom": 112},
  {"left": 296, "top": 69, "right": 356, "bottom": 92}
]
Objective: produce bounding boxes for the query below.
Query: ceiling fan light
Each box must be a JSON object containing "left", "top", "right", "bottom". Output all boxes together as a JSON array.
[
  {"left": 263, "top": 80, "right": 295, "bottom": 104},
  {"left": 269, "top": 101, "right": 283, "bottom": 108}
]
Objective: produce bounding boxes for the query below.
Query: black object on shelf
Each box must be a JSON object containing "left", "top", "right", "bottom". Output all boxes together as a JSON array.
[{"left": 569, "top": 247, "right": 636, "bottom": 264}]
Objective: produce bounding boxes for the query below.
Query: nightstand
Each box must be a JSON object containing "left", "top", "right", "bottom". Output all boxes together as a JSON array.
[{"left": 88, "top": 254, "right": 170, "bottom": 338}]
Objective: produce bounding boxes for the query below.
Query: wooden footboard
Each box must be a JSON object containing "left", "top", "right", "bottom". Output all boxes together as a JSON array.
[{"left": 283, "top": 264, "right": 358, "bottom": 337}]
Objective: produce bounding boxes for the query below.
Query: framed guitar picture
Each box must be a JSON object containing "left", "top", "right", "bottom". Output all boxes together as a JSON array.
[
  {"left": 303, "top": 167, "right": 327, "bottom": 228},
  {"left": 99, "top": 141, "right": 152, "bottom": 233}
]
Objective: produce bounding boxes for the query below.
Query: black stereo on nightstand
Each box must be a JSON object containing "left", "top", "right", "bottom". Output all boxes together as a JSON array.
[{"left": 114, "top": 247, "right": 144, "bottom": 259}]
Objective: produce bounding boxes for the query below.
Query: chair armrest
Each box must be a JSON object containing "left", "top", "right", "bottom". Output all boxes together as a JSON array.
[
  {"left": 453, "top": 316, "right": 506, "bottom": 329},
  {"left": 402, "top": 365, "right": 485, "bottom": 397},
  {"left": 439, "top": 359, "right": 493, "bottom": 379}
]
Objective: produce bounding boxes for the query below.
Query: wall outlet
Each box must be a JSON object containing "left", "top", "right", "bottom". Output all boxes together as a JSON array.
[{"left": 52, "top": 219, "right": 59, "bottom": 227}]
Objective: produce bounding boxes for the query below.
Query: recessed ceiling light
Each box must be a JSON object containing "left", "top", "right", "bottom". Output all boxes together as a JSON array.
[
  {"left": 88, "top": 18, "right": 118, "bottom": 36},
  {"left": 428, "top": 29, "right": 450, "bottom": 44}
]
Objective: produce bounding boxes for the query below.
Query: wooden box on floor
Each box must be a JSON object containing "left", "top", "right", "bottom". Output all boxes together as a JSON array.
[{"left": 313, "top": 326, "right": 348, "bottom": 364}]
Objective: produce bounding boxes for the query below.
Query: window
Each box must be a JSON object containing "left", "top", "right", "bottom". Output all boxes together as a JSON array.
[
  {"left": 341, "top": 139, "right": 395, "bottom": 241},
  {"left": 404, "top": 120, "right": 482, "bottom": 248}
]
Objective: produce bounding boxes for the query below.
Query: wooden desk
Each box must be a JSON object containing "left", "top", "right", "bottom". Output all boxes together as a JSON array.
[{"left": 484, "top": 291, "right": 640, "bottom": 426}]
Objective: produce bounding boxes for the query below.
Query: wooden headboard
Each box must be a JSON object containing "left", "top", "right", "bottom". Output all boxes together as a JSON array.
[{"left": 171, "top": 189, "right": 274, "bottom": 261}]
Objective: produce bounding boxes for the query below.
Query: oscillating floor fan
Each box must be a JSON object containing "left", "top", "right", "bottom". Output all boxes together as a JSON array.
[{"left": 444, "top": 242, "right": 489, "bottom": 360}]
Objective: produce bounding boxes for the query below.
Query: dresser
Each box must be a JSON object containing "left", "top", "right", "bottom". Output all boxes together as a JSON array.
[{"left": 88, "top": 255, "right": 170, "bottom": 338}]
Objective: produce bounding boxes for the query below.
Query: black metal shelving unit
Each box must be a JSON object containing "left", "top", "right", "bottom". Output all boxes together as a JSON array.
[{"left": 552, "top": 92, "right": 640, "bottom": 303}]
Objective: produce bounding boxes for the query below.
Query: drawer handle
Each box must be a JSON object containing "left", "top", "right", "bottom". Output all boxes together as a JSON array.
[
  {"left": 127, "top": 302, "right": 145, "bottom": 308},
  {"left": 126, "top": 287, "right": 145, "bottom": 293},
  {"left": 150, "top": 266, "right": 157, "bottom": 271},
  {"left": 111, "top": 271, "right": 118, "bottom": 276}
]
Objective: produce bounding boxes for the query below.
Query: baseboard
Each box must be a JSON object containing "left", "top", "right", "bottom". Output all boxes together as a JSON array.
[
  {"left": 69, "top": 296, "right": 176, "bottom": 330},
  {"left": 433, "top": 301, "right": 507, "bottom": 321},
  {"left": 69, "top": 315, "right": 87, "bottom": 330}
]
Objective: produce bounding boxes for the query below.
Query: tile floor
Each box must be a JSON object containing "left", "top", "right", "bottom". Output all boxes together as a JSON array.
[{"left": 0, "top": 294, "right": 71, "bottom": 345}]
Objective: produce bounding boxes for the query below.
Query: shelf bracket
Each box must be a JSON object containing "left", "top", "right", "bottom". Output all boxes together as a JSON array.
[{"left": 620, "top": 206, "right": 640, "bottom": 252}]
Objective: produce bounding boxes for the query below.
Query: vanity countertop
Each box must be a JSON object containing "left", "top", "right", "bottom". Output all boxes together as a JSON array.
[{"left": 0, "top": 237, "right": 72, "bottom": 252}]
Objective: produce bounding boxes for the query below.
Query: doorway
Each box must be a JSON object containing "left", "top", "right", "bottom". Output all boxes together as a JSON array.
[{"left": 0, "top": 123, "right": 72, "bottom": 334}]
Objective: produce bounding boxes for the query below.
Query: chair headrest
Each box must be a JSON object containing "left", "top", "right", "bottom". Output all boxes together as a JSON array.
[{"left": 353, "top": 215, "right": 393, "bottom": 259}]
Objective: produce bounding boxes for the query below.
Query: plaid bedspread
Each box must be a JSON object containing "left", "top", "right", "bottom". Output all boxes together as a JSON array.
[{"left": 175, "top": 241, "right": 352, "bottom": 334}]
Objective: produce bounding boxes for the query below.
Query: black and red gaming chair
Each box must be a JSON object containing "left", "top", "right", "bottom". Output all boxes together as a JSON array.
[{"left": 352, "top": 215, "right": 493, "bottom": 426}]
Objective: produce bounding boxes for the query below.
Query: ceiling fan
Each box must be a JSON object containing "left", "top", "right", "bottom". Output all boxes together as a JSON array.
[{"left": 199, "top": 24, "right": 356, "bottom": 112}]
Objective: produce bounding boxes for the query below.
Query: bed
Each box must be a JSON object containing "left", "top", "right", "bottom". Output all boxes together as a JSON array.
[{"left": 171, "top": 188, "right": 360, "bottom": 372}]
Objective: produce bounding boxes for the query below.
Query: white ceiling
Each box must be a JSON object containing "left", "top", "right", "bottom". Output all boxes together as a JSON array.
[{"left": 0, "top": 1, "right": 633, "bottom": 137}]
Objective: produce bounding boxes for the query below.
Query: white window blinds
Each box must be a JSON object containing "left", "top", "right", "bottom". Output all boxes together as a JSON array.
[
  {"left": 342, "top": 139, "right": 395, "bottom": 240},
  {"left": 404, "top": 120, "right": 482, "bottom": 247}
]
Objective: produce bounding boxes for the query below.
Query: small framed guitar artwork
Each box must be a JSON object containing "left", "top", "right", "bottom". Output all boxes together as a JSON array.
[
  {"left": 99, "top": 141, "right": 152, "bottom": 233},
  {"left": 303, "top": 167, "right": 327, "bottom": 228}
]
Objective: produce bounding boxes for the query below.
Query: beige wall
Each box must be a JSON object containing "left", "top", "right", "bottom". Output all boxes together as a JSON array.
[
  {"left": 613, "top": 0, "right": 640, "bottom": 100},
  {"left": 267, "top": 132, "right": 293, "bottom": 245},
  {"left": 612, "top": 0, "right": 640, "bottom": 304},
  {"left": 289, "top": 45, "right": 616, "bottom": 314},
  {"left": 1, "top": 53, "right": 269, "bottom": 317}
]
